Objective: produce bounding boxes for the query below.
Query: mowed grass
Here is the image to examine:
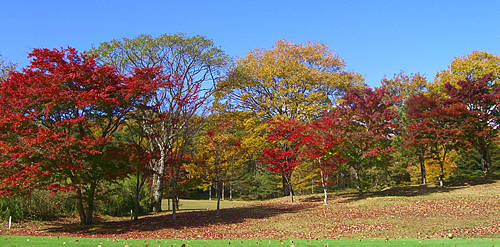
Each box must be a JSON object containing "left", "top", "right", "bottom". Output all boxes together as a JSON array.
[
  {"left": 0, "top": 180, "right": 498, "bottom": 240},
  {"left": 0, "top": 235, "right": 498, "bottom": 247},
  {"left": 161, "top": 199, "right": 249, "bottom": 211}
]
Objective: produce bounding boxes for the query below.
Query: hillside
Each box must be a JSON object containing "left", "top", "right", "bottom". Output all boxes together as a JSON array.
[{"left": 1, "top": 180, "right": 498, "bottom": 239}]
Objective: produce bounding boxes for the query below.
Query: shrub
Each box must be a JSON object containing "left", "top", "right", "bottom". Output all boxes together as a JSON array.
[
  {"left": 97, "top": 175, "right": 152, "bottom": 217},
  {"left": 0, "top": 190, "right": 74, "bottom": 222}
]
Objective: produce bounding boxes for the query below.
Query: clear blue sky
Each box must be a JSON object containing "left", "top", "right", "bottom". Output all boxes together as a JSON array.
[{"left": 1, "top": 0, "right": 499, "bottom": 86}]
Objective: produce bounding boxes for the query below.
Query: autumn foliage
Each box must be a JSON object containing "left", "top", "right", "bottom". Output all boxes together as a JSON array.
[
  {"left": 0, "top": 40, "right": 498, "bottom": 228},
  {"left": 0, "top": 47, "right": 166, "bottom": 224},
  {"left": 261, "top": 118, "right": 307, "bottom": 202},
  {"left": 331, "top": 87, "right": 401, "bottom": 191}
]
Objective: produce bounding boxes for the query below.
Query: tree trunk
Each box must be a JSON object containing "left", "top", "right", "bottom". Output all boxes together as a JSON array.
[
  {"left": 351, "top": 167, "right": 362, "bottom": 193},
  {"left": 439, "top": 161, "right": 444, "bottom": 187},
  {"left": 151, "top": 152, "right": 165, "bottom": 213},
  {"left": 282, "top": 173, "right": 293, "bottom": 197},
  {"left": 216, "top": 181, "right": 221, "bottom": 217},
  {"left": 480, "top": 148, "right": 490, "bottom": 176},
  {"left": 229, "top": 183, "right": 232, "bottom": 200},
  {"left": 222, "top": 182, "right": 224, "bottom": 201},
  {"left": 84, "top": 182, "right": 97, "bottom": 225},
  {"left": 284, "top": 173, "right": 294, "bottom": 203},
  {"left": 171, "top": 197, "right": 177, "bottom": 221},
  {"left": 134, "top": 170, "right": 140, "bottom": 220},
  {"left": 208, "top": 185, "right": 212, "bottom": 200},
  {"left": 419, "top": 153, "right": 426, "bottom": 185},
  {"left": 282, "top": 174, "right": 290, "bottom": 196},
  {"left": 321, "top": 170, "right": 328, "bottom": 205},
  {"left": 171, "top": 164, "right": 177, "bottom": 221},
  {"left": 151, "top": 172, "right": 164, "bottom": 213},
  {"left": 75, "top": 188, "right": 86, "bottom": 225}
]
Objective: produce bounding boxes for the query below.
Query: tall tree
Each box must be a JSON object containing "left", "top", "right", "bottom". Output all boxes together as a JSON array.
[
  {"left": 215, "top": 40, "right": 362, "bottom": 196},
  {"left": 119, "top": 122, "right": 154, "bottom": 220},
  {"left": 92, "top": 33, "right": 228, "bottom": 213},
  {"left": 261, "top": 118, "right": 307, "bottom": 202},
  {"left": 333, "top": 87, "right": 400, "bottom": 192},
  {"left": 0, "top": 48, "right": 164, "bottom": 224},
  {"left": 301, "top": 116, "right": 346, "bottom": 205},
  {"left": 216, "top": 39, "right": 363, "bottom": 120},
  {"left": 444, "top": 74, "right": 499, "bottom": 175},
  {"left": 382, "top": 72, "right": 429, "bottom": 184},
  {"left": 187, "top": 116, "right": 243, "bottom": 216},
  {"left": 405, "top": 94, "right": 463, "bottom": 187}
]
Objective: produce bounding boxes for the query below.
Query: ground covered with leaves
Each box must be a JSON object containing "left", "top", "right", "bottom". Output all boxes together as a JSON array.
[{"left": 1, "top": 180, "right": 499, "bottom": 240}]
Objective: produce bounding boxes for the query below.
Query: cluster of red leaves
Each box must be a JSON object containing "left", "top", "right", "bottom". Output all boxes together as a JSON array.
[
  {"left": 301, "top": 116, "right": 347, "bottom": 186},
  {"left": 405, "top": 74, "right": 499, "bottom": 175},
  {"left": 405, "top": 94, "right": 462, "bottom": 148},
  {"left": 0, "top": 47, "right": 167, "bottom": 196},
  {"left": 336, "top": 87, "right": 401, "bottom": 160},
  {"left": 261, "top": 87, "right": 399, "bottom": 188},
  {"left": 261, "top": 118, "right": 306, "bottom": 176}
]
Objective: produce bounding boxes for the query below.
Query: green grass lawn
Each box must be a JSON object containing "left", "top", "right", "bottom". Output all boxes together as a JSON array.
[
  {"left": 0, "top": 235, "right": 498, "bottom": 247},
  {"left": 161, "top": 199, "right": 249, "bottom": 211}
]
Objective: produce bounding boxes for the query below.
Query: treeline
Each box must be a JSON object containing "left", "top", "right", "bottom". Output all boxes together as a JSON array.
[{"left": 0, "top": 34, "right": 498, "bottom": 225}]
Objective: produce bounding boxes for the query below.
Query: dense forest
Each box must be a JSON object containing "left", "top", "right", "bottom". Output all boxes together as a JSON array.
[{"left": 0, "top": 34, "right": 498, "bottom": 225}]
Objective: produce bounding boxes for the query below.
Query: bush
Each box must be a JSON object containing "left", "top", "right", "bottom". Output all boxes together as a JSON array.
[
  {"left": 97, "top": 175, "right": 152, "bottom": 217},
  {"left": 0, "top": 190, "right": 74, "bottom": 222}
]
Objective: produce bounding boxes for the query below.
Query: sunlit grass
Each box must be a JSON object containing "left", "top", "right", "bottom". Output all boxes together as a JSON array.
[
  {"left": 0, "top": 235, "right": 498, "bottom": 247},
  {"left": 161, "top": 198, "right": 250, "bottom": 211}
]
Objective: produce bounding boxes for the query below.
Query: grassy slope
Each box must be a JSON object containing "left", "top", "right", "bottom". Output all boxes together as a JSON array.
[{"left": 0, "top": 180, "right": 498, "bottom": 240}]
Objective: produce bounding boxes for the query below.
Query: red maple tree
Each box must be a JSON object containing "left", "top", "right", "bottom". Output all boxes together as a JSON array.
[
  {"left": 405, "top": 93, "right": 463, "bottom": 187},
  {"left": 301, "top": 116, "right": 346, "bottom": 205},
  {"left": 444, "top": 74, "right": 499, "bottom": 175},
  {"left": 333, "top": 87, "right": 401, "bottom": 192},
  {"left": 261, "top": 118, "right": 306, "bottom": 203},
  {"left": 0, "top": 47, "right": 166, "bottom": 225}
]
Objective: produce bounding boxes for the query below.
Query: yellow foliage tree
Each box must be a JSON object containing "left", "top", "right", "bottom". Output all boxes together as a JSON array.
[
  {"left": 186, "top": 114, "right": 244, "bottom": 216},
  {"left": 429, "top": 51, "right": 499, "bottom": 94},
  {"left": 215, "top": 39, "right": 364, "bottom": 120},
  {"left": 423, "top": 151, "right": 457, "bottom": 185},
  {"left": 381, "top": 71, "right": 428, "bottom": 103}
]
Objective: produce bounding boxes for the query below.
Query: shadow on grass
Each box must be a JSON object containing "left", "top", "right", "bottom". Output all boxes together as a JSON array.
[
  {"left": 446, "top": 174, "right": 500, "bottom": 186},
  {"left": 43, "top": 203, "right": 314, "bottom": 235}
]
